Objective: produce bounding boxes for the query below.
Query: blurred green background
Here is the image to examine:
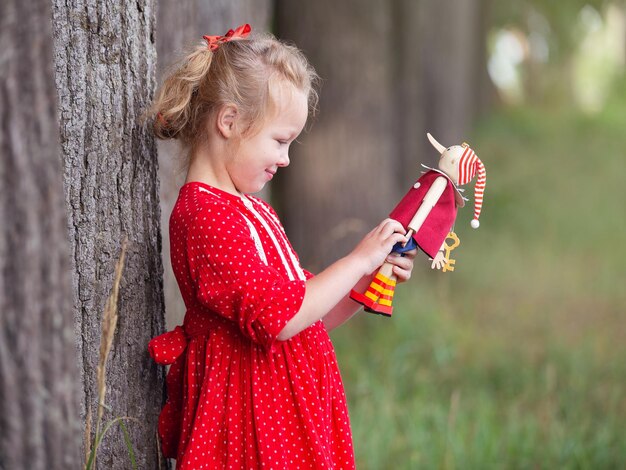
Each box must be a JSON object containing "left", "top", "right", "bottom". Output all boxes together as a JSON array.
[
  {"left": 330, "top": 4, "right": 626, "bottom": 466},
  {"left": 333, "top": 98, "right": 626, "bottom": 468}
]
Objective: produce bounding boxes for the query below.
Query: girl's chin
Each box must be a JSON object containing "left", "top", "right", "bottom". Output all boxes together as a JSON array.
[
  {"left": 238, "top": 182, "right": 267, "bottom": 194},
  {"left": 234, "top": 173, "right": 273, "bottom": 193}
]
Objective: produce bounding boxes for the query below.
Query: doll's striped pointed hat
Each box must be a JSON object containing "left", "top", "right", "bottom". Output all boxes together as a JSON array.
[{"left": 457, "top": 143, "right": 486, "bottom": 228}]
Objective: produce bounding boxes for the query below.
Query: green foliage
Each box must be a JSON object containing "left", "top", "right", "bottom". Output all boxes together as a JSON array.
[
  {"left": 490, "top": 0, "right": 614, "bottom": 59},
  {"left": 85, "top": 416, "right": 138, "bottom": 470},
  {"left": 332, "top": 92, "right": 626, "bottom": 468},
  {"left": 488, "top": 1, "right": 624, "bottom": 107}
]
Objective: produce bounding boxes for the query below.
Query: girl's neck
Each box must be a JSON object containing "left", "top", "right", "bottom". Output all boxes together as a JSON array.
[{"left": 185, "top": 143, "right": 242, "bottom": 197}]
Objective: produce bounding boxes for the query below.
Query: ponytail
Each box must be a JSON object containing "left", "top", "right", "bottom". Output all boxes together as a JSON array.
[{"left": 151, "top": 45, "right": 214, "bottom": 141}]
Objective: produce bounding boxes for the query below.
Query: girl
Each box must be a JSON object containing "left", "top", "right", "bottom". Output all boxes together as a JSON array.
[{"left": 148, "top": 24, "right": 416, "bottom": 469}]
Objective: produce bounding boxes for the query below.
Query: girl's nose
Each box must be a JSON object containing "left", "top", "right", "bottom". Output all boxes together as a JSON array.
[{"left": 278, "top": 151, "right": 290, "bottom": 167}]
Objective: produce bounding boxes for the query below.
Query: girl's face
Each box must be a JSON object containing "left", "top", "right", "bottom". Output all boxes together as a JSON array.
[{"left": 226, "top": 83, "right": 309, "bottom": 194}]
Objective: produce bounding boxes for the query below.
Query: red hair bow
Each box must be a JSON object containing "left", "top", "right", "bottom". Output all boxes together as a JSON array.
[{"left": 203, "top": 24, "right": 252, "bottom": 51}]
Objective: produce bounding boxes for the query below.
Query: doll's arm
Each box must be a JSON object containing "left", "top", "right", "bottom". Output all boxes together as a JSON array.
[
  {"left": 404, "top": 176, "right": 448, "bottom": 239},
  {"left": 430, "top": 245, "right": 447, "bottom": 269},
  {"left": 430, "top": 227, "right": 456, "bottom": 270}
]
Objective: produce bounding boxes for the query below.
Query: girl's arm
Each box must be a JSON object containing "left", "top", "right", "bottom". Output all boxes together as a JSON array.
[{"left": 277, "top": 219, "right": 409, "bottom": 341}]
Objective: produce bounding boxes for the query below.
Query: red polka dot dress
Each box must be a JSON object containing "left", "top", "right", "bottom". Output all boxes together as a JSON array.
[{"left": 148, "top": 182, "right": 355, "bottom": 469}]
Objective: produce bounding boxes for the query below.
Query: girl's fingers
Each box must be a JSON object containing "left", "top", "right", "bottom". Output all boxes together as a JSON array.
[
  {"left": 378, "top": 218, "right": 405, "bottom": 237},
  {"left": 387, "top": 252, "right": 414, "bottom": 282},
  {"left": 387, "top": 232, "right": 408, "bottom": 249},
  {"left": 392, "top": 265, "right": 412, "bottom": 282},
  {"left": 389, "top": 220, "right": 406, "bottom": 235},
  {"left": 372, "top": 222, "right": 405, "bottom": 249},
  {"left": 378, "top": 219, "right": 394, "bottom": 238},
  {"left": 386, "top": 254, "right": 413, "bottom": 270}
]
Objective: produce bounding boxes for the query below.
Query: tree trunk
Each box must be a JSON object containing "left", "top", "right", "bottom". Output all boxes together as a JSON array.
[
  {"left": 391, "top": 0, "right": 427, "bottom": 188},
  {"left": 156, "top": 0, "right": 273, "bottom": 330},
  {"left": 51, "top": 1, "right": 167, "bottom": 468},
  {"left": 275, "top": 0, "right": 398, "bottom": 271},
  {"left": 476, "top": 0, "right": 496, "bottom": 117},
  {"left": 0, "top": 0, "right": 81, "bottom": 468},
  {"left": 156, "top": 0, "right": 272, "bottom": 78},
  {"left": 417, "top": 0, "right": 488, "bottom": 162}
]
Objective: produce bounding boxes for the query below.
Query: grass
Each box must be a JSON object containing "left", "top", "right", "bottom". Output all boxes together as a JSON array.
[
  {"left": 84, "top": 238, "right": 139, "bottom": 470},
  {"left": 331, "top": 88, "right": 626, "bottom": 468}
]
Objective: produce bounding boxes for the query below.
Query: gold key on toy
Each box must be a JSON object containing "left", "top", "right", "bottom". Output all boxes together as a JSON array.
[{"left": 442, "top": 232, "right": 460, "bottom": 272}]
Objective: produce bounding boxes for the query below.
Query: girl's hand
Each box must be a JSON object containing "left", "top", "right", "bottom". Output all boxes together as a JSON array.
[
  {"left": 386, "top": 249, "right": 417, "bottom": 283},
  {"left": 350, "top": 218, "right": 408, "bottom": 275}
]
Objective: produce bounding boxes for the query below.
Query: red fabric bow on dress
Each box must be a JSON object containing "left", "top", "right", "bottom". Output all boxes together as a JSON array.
[{"left": 203, "top": 23, "right": 252, "bottom": 51}]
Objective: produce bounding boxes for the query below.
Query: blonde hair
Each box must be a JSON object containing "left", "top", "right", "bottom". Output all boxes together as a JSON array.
[{"left": 151, "top": 31, "right": 320, "bottom": 152}]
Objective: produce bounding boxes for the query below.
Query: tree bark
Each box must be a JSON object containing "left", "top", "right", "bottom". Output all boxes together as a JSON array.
[
  {"left": 391, "top": 0, "right": 427, "bottom": 188},
  {"left": 156, "top": 0, "right": 272, "bottom": 79},
  {"left": 0, "top": 0, "right": 81, "bottom": 468},
  {"left": 275, "top": 0, "right": 398, "bottom": 271},
  {"left": 51, "top": 1, "right": 166, "bottom": 468},
  {"left": 156, "top": 0, "right": 273, "bottom": 330},
  {"left": 476, "top": 0, "right": 497, "bottom": 117}
]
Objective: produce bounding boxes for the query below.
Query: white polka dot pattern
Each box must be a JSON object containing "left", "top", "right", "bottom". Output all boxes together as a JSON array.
[{"left": 148, "top": 182, "right": 355, "bottom": 469}]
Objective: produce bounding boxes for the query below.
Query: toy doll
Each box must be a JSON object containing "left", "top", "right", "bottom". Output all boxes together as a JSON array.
[{"left": 350, "top": 132, "right": 486, "bottom": 316}]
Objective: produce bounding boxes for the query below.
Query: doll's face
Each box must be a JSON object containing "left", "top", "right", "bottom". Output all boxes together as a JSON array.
[{"left": 437, "top": 145, "right": 464, "bottom": 184}]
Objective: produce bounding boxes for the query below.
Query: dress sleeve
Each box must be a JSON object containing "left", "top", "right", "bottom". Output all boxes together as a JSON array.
[{"left": 187, "top": 207, "right": 305, "bottom": 351}]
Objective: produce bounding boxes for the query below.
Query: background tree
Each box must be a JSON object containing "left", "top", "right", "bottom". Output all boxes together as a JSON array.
[
  {"left": 275, "top": 0, "right": 398, "bottom": 271},
  {"left": 417, "top": 0, "right": 492, "bottom": 150},
  {"left": 51, "top": 0, "right": 166, "bottom": 467},
  {"left": 0, "top": 0, "right": 81, "bottom": 467}
]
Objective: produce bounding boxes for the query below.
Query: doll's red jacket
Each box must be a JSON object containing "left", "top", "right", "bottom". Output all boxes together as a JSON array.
[{"left": 389, "top": 169, "right": 464, "bottom": 258}]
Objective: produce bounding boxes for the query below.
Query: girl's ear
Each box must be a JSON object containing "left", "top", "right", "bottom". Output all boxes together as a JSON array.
[{"left": 216, "top": 103, "right": 238, "bottom": 138}]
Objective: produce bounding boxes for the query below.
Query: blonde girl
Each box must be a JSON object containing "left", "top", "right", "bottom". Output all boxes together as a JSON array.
[{"left": 148, "top": 24, "right": 415, "bottom": 469}]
